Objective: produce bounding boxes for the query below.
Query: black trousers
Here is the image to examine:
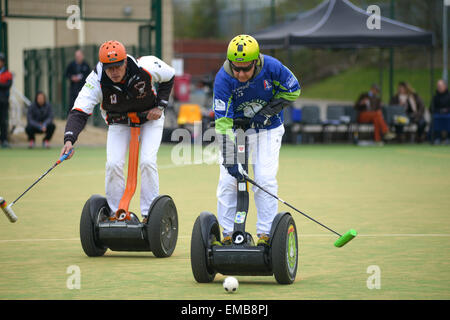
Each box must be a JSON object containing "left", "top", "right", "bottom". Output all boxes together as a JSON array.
[
  {"left": 0, "top": 100, "right": 8, "bottom": 143},
  {"left": 25, "top": 123, "right": 56, "bottom": 141}
]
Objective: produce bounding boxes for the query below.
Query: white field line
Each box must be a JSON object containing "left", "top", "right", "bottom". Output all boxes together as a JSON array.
[
  {"left": 1, "top": 234, "right": 449, "bottom": 243},
  {"left": 1, "top": 163, "right": 191, "bottom": 181}
]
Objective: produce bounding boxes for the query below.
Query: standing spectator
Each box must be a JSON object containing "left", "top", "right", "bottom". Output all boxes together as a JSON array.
[
  {"left": 390, "top": 82, "right": 426, "bottom": 143},
  {"left": 354, "top": 84, "right": 395, "bottom": 144},
  {"left": 0, "top": 52, "right": 13, "bottom": 148},
  {"left": 430, "top": 79, "right": 450, "bottom": 144},
  {"left": 25, "top": 91, "right": 56, "bottom": 149},
  {"left": 65, "top": 49, "right": 90, "bottom": 114}
]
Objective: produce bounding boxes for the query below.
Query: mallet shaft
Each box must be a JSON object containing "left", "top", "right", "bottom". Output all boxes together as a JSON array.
[{"left": 244, "top": 176, "right": 342, "bottom": 237}]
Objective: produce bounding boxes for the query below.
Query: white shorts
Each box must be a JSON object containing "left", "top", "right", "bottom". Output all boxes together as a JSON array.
[
  {"left": 105, "top": 115, "right": 164, "bottom": 217},
  {"left": 216, "top": 125, "right": 285, "bottom": 236}
]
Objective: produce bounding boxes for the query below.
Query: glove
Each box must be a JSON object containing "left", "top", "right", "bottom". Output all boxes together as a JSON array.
[
  {"left": 250, "top": 113, "right": 271, "bottom": 129},
  {"left": 250, "top": 98, "right": 289, "bottom": 128},
  {"left": 225, "top": 164, "right": 244, "bottom": 180}
]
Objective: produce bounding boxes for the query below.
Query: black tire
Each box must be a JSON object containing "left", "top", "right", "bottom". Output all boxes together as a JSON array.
[
  {"left": 80, "top": 195, "right": 108, "bottom": 257},
  {"left": 147, "top": 196, "right": 178, "bottom": 258},
  {"left": 271, "top": 214, "right": 298, "bottom": 284},
  {"left": 190, "top": 216, "right": 217, "bottom": 283}
]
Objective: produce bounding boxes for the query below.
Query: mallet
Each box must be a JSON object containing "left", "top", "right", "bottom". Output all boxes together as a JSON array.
[
  {"left": 1, "top": 149, "right": 73, "bottom": 223},
  {"left": 238, "top": 167, "right": 357, "bottom": 247}
]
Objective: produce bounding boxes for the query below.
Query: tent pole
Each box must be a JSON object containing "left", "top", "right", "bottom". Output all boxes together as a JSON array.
[
  {"left": 430, "top": 45, "right": 435, "bottom": 143},
  {"left": 270, "top": 0, "right": 276, "bottom": 57},
  {"left": 379, "top": 48, "right": 384, "bottom": 102},
  {"left": 389, "top": 0, "right": 395, "bottom": 101},
  {"left": 389, "top": 48, "right": 394, "bottom": 101}
]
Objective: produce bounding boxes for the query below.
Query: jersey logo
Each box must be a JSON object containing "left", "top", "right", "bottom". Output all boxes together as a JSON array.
[
  {"left": 110, "top": 94, "right": 117, "bottom": 104},
  {"left": 134, "top": 81, "right": 147, "bottom": 99},
  {"left": 214, "top": 99, "right": 226, "bottom": 111},
  {"left": 264, "top": 80, "right": 272, "bottom": 90},
  {"left": 237, "top": 99, "right": 265, "bottom": 118}
]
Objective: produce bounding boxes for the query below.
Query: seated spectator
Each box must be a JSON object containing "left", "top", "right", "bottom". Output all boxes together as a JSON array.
[
  {"left": 430, "top": 79, "right": 450, "bottom": 144},
  {"left": 390, "top": 82, "right": 426, "bottom": 143},
  {"left": 354, "top": 84, "right": 395, "bottom": 144},
  {"left": 25, "top": 91, "right": 56, "bottom": 149}
]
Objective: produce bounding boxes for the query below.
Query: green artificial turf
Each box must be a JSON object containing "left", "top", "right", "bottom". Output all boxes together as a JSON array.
[{"left": 0, "top": 144, "right": 449, "bottom": 299}]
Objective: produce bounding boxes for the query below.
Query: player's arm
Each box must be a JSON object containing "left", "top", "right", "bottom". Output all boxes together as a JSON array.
[
  {"left": 138, "top": 56, "right": 175, "bottom": 119},
  {"left": 272, "top": 61, "right": 301, "bottom": 102},
  {"left": 214, "top": 73, "right": 241, "bottom": 177},
  {"left": 252, "top": 62, "right": 301, "bottom": 127},
  {"left": 60, "top": 70, "right": 102, "bottom": 158}
]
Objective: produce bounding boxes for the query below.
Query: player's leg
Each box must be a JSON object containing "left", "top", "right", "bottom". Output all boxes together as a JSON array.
[
  {"left": 252, "top": 125, "right": 284, "bottom": 242},
  {"left": 139, "top": 115, "right": 165, "bottom": 219},
  {"left": 105, "top": 124, "right": 130, "bottom": 214}
]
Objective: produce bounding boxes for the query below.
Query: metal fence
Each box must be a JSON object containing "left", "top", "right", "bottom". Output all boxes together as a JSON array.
[{"left": 23, "top": 44, "right": 139, "bottom": 127}]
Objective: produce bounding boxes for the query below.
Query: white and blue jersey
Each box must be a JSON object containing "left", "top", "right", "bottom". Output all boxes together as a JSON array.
[{"left": 213, "top": 54, "right": 301, "bottom": 134}]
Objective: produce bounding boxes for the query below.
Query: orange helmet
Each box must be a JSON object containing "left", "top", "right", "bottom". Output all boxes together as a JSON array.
[{"left": 99, "top": 40, "right": 127, "bottom": 68}]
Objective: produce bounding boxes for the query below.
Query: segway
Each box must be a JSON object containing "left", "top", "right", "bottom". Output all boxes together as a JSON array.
[
  {"left": 80, "top": 112, "right": 178, "bottom": 258},
  {"left": 190, "top": 120, "right": 299, "bottom": 284}
]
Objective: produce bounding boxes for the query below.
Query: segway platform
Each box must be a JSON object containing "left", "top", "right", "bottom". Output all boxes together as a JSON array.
[
  {"left": 210, "top": 245, "right": 271, "bottom": 276},
  {"left": 97, "top": 215, "right": 150, "bottom": 252}
]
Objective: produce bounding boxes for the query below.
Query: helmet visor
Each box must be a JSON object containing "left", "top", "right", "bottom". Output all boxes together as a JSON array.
[{"left": 103, "top": 59, "right": 125, "bottom": 70}]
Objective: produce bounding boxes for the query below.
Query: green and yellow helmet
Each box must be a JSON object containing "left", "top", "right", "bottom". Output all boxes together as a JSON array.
[{"left": 227, "top": 34, "right": 260, "bottom": 62}]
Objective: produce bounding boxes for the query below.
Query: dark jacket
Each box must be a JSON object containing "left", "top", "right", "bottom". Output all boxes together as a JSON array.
[
  {"left": 354, "top": 92, "right": 382, "bottom": 112},
  {"left": 431, "top": 89, "right": 450, "bottom": 114},
  {"left": 390, "top": 93, "right": 425, "bottom": 121},
  {"left": 65, "top": 60, "right": 91, "bottom": 92},
  {"left": 27, "top": 101, "right": 54, "bottom": 130}
]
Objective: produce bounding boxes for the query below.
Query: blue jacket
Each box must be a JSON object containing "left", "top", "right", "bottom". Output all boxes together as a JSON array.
[{"left": 213, "top": 54, "right": 301, "bottom": 135}]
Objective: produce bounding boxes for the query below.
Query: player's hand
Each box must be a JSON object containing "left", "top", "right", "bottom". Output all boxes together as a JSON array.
[
  {"left": 250, "top": 113, "right": 271, "bottom": 129},
  {"left": 225, "top": 164, "right": 244, "bottom": 180},
  {"left": 60, "top": 141, "right": 75, "bottom": 160},
  {"left": 147, "top": 108, "right": 162, "bottom": 120}
]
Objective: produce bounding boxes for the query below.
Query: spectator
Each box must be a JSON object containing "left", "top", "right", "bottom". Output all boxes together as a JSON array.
[
  {"left": 0, "top": 52, "right": 13, "bottom": 148},
  {"left": 354, "top": 84, "right": 395, "bottom": 144},
  {"left": 65, "top": 49, "right": 90, "bottom": 114},
  {"left": 25, "top": 91, "right": 56, "bottom": 149},
  {"left": 390, "top": 82, "right": 426, "bottom": 143},
  {"left": 430, "top": 79, "right": 450, "bottom": 144}
]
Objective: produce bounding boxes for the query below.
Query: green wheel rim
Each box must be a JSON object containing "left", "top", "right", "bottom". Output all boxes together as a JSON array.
[{"left": 287, "top": 224, "right": 297, "bottom": 274}]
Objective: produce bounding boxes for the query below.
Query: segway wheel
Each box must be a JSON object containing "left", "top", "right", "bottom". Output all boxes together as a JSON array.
[
  {"left": 147, "top": 195, "right": 178, "bottom": 258},
  {"left": 190, "top": 216, "right": 217, "bottom": 283},
  {"left": 80, "top": 195, "right": 108, "bottom": 257},
  {"left": 271, "top": 214, "right": 298, "bottom": 284}
]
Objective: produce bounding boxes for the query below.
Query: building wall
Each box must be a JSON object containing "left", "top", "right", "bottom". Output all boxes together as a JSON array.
[
  {"left": 6, "top": 19, "right": 55, "bottom": 94},
  {"left": 4, "top": 0, "right": 173, "bottom": 96},
  {"left": 174, "top": 39, "right": 227, "bottom": 81}
]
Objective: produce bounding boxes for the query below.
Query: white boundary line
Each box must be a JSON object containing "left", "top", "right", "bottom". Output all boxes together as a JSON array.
[{"left": 1, "top": 234, "right": 449, "bottom": 243}]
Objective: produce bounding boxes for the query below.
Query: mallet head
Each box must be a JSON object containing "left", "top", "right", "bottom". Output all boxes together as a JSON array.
[
  {"left": 0, "top": 197, "right": 18, "bottom": 223},
  {"left": 334, "top": 229, "right": 357, "bottom": 248}
]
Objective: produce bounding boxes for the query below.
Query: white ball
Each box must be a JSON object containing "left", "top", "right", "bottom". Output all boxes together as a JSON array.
[{"left": 223, "top": 276, "right": 239, "bottom": 293}]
